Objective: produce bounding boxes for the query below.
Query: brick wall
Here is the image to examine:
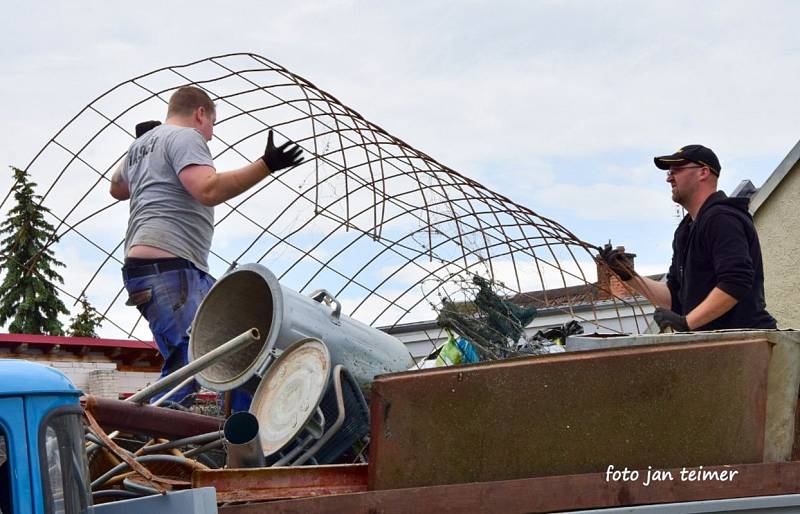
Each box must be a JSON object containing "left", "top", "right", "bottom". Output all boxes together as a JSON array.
[
  {"left": 87, "top": 369, "right": 117, "bottom": 399},
  {"left": 597, "top": 246, "right": 636, "bottom": 300}
]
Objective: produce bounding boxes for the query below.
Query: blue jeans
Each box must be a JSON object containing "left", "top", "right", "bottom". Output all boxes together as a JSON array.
[{"left": 124, "top": 265, "right": 215, "bottom": 405}]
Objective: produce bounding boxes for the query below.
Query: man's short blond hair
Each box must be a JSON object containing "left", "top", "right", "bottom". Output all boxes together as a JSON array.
[{"left": 167, "top": 86, "right": 216, "bottom": 118}]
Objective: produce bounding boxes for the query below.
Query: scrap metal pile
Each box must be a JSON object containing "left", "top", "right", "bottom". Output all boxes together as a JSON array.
[
  {"left": 84, "top": 264, "right": 411, "bottom": 502},
  {"left": 433, "top": 274, "right": 584, "bottom": 361}
]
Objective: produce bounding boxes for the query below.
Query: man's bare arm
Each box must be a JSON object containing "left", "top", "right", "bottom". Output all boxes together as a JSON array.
[
  {"left": 178, "top": 160, "right": 270, "bottom": 207},
  {"left": 109, "top": 162, "right": 130, "bottom": 200},
  {"left": 624, "top": 275, "right": 671, "bottom": 309},
  {"left": 180, "top": 129, "right": 304, "bottom": 207},
  {"left": 685, "top": 287, "right": 738, "bottom": 330}
]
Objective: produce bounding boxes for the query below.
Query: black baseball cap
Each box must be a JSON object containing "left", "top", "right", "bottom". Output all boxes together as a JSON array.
[
  {"left": 135, "top": 120, "right": 162, "bottom": 138},
  {"left": 654, "top": 144, "right": 721, "bottom": 176}
]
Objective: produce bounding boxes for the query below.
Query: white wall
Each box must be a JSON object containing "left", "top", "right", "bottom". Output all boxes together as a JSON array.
[
  {"left": 0, "top": 348, "right": 159, "bottom": 398},
  {"left": 753, "top": 163, "right": 800, "bottom": 328}
]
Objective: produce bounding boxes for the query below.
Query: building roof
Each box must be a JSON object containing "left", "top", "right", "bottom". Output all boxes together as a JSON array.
[
  {"left": 381, "top": 273, "right": 665, "bottom": 335},
  {"left": 508, "top": 282, "right": 601, "bottom": 309},
  {"left": 0, "top": 359, "right": 80, "bottom": 396},
  {"left": 508, "top": 272, "right": 665, "bottom": 308},
  {"left": 0, "top": 333, "right": 161, "bottom": 368},
  {"left": 750, "top": 139, "right": 800, "bottom": 214}
]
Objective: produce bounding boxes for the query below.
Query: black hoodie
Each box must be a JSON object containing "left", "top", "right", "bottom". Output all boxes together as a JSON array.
[{"left": 667, "top": 191, "right": 777, "bottom": 330}]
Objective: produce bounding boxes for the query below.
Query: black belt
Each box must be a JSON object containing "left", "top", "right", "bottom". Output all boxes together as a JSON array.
[{"left": 122, "top": 258, "right": 193, "bottom": 280}]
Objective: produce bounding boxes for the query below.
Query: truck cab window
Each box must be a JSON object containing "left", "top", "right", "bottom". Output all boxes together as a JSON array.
[{"left": 40, "top": 411, "right": 91, "bottom": 514}]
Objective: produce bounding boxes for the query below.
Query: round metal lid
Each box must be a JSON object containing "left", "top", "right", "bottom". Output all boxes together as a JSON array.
[{"left": 249, "top": 337, "right": 331, "bottom": 456}]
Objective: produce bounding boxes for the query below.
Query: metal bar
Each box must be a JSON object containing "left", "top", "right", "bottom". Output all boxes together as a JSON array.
[
  {"left": 84, "top": 408, "right": 171, "bottom": 492},
  {"left": 90, "top": 453, "right": 198, "bottom": 491},
  {"left": 193, "top": 464, "right": 368, "bottom": 503},
  {"left": 216, "top": 461, "right": 800, "bottom": 514},
  {"left": 183, "top": 438, "right": 224, "bottom": 458},
  {"left": 272, "top": 434, "right": 315, "bottom": 467},
  {"left": 141, "top": 431, "right": 224, "bottom": 454},
  {"left": 83, "top": 396, "right": 224, "bottom": 440},
  {"left": 128, "top": 328, "right": 259, "bottom": 403},
  {"left": 292, "top": 365, "right": 346, "bottom": 466},
  {"left": 150, "top": 375, "right": 196, "bottom": 407}
]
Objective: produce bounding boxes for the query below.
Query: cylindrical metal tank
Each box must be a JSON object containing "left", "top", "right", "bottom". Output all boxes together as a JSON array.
[
  {"left": 188, "top": 263, "right": 414, "bottom": 394},
  {"left": 224, "top": 411, "right": 266, "bottom": 469}
]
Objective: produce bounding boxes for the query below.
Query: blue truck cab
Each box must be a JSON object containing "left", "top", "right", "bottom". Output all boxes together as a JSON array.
[{"left": 0, "top": 359, "right": 91, "bottom": 514}]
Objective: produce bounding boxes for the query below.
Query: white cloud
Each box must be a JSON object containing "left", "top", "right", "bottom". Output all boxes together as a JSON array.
[{"left": 534, "top": 183, "right": 675, "bottom": 222}]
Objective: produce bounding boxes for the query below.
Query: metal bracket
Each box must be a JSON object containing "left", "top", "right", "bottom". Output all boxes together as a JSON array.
[{"left": 255, "top": 347, "right": 284, "bottom": 378}]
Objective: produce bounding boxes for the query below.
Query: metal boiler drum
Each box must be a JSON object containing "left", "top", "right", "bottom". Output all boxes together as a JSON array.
[{"left": 188, "top": 263, "right": 414, "bottom": 394}]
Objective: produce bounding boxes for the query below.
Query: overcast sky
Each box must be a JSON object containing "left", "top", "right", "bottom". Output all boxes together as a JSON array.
[{"left": 1, "top": 1, "right": 798, "bottom": 334}]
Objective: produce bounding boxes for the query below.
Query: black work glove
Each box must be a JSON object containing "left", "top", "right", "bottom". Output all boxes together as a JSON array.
[
  {"left": 653, "top": 308, "right": 690, "bottom": 333},
  {"left": 135, "top": 120, "right": 161, "bottom": 138},
  {"left": 261, "top": 130, "right": 304, "bottom": 173},
  {"left": 597, "top": 244, "right": 633, "bottom": 281}
]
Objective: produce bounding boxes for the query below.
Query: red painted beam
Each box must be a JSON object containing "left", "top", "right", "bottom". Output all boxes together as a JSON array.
[{"left": 0, "top": 332, "right": 157, "bottom": 351}]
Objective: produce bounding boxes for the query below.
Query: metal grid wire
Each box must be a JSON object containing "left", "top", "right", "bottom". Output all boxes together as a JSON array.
[{"left": 5, "top": 52, "right": 649, "bottom": 342}]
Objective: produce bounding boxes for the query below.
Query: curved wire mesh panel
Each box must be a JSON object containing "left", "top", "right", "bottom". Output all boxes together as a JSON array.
[{"left": 12, "top": 52, "right": 649, "bottom": 341}]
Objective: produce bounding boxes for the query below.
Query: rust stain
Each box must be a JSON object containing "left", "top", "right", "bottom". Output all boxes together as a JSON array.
[
  {"left": 193, "top": 464, "right": 368, "bottom": 502},
  {"left": 368, "top": 337, "right": 771, "bottom": 490}
]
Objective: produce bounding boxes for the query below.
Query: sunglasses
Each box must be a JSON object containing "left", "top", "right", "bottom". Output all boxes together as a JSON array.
[{"left": 666, "top": 165, "right": 706, "bottom": 176}]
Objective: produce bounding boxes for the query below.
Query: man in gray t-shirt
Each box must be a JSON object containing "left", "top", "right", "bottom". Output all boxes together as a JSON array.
[
  {"left": 123, "top": 123, "right": 215, "bottom": 271},
  {"left": 110, "top": 86, "right": 303, "bottom": 407}
]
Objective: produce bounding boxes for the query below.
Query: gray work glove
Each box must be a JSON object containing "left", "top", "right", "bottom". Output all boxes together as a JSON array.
[
  {"left": 261, "top": 130, "right": 304, "bottom": 173},
  {"left": 597, "top": 244, "right": 634, "bottom": 281},
  {"left": 653, "top": 308, "right": 690, "bottom": 333}
]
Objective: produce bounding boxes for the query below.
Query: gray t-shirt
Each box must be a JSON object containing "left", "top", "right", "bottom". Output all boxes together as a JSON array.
[{"left": 122, "top": 124, "right": 215, "bottom": 271}]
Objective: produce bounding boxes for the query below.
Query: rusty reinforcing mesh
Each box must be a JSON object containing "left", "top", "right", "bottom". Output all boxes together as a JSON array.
[{"left": 5, "top": 52, "right": 650, "bottom": 343}]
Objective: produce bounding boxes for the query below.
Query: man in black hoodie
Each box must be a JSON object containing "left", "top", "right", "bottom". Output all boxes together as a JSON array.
[{"left": 600, "top": 144, "right": 776, "bottom": 332}]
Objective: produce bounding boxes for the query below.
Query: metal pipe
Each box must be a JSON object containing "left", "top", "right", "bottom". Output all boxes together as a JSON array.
[
  {"left": 122, "top": 478, "right": 159, "bottom": 496},
  {"left": 128, "top": 328, "right": 260, "bottom": 404},
  {"left": 184, "top": 438, "right": 224, "bottom": 458},
  {"left": 224, "top": 412, "right": 266, "bottom": 469},
  {"left": 85, "top": 432, "right": 102, "bottom": 445},
  {"left": 151, "top": 375, "right": 196, "bottom": 407},
  {"left": 92, "top": 490, "right": 143, "bottom": 500},
  {"left": 293, "top": 365, "right": 346, "bottom": 465},
  {"left": 85, "top": 432, "right": 105, "bottom": 455},
  {"left": 91, "top": 454, "right": 201, "bottom": 490},
  {"left": 88, "top": 371, "right": 201, "bottom": 449},
  {"left": 141, "top": 431, "right": 224, "bottom": 454},
  {"left": 85, "top": 432, "right": 134, "bottom": 457},
  {"left": 272, "top": 433, "right": 315, "bottom": 467},
  {"left": 196, "top": 452, "right": 220, "bottom": 469},
  {"left": 83, "top": 396, "right": 223, "bottom": 440}
]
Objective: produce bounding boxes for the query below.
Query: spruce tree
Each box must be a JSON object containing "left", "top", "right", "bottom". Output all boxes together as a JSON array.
[
  {"left": 0, "top": 166, "right": 68, "bottom": 335},
  {"left": 68, "top": 295, "right": 103, "bottom": 338}
]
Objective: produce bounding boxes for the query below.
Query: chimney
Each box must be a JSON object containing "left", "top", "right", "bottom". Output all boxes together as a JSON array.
[{"left": 596, "top": 246, "right": 636, "bottom": 300}]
